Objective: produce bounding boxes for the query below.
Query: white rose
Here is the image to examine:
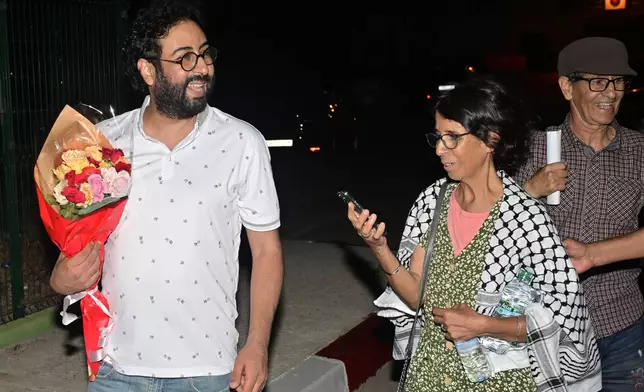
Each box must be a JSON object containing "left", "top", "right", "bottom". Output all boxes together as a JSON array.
[
  {"left": 53, "top": 179, "right": 69, "bottom": 205},
  {"left": 109, "top": 170, "right": 131, "bottom": 198},
  {"left": 100, "top": 167, "right": 117, "bottom": 189}
]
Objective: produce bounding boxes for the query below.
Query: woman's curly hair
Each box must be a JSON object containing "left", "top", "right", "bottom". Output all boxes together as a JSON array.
[
  {"left": 435, "top": 77, "right": 535, "bottom": 176},
  {"left": 122, "top": 0, "right": 206, "bottom": 92}
]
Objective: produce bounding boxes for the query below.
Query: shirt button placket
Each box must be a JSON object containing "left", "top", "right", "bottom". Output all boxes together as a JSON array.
[
  {"left": 581, "top": 157, "right": 601, "bottom": 243},
  {"left": 162, "top": 154, "right": 175, "bottom": 180}
]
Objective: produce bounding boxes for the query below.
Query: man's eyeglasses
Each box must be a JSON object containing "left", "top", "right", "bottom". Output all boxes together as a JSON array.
[
  {"left": 425, "top": 132, "right": 471, "bottom": 149},
  {"left": 146, "top": 46, "right": 218, "bottom": 72},
  {"left": 570, "top": 76, "right": 632, "bottom": 92}
]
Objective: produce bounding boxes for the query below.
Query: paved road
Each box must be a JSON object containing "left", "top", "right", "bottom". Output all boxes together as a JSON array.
[
  {"left": 0, "top": 242, "right": 388, "bottom": 391},
  {"left": 356, "top": 361, "right": 400, "bottom": 392},
  {"left": 0, "top": 145, "right": 441, "bottom": 391},
  {"left": 271, "top": 146, "right": 443, "bottom": 248}
]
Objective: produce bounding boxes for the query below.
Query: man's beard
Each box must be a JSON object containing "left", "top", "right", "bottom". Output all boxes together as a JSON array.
[{"left": 153, "top": 70, "right": 214, "bottom": 119}]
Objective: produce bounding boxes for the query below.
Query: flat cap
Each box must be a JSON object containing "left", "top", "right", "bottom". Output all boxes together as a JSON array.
[{"left": 558, "top": 37, "right": 637, "bottom": 77}]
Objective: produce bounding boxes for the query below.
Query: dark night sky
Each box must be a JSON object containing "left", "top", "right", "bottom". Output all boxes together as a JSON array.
[
  {"left": 127, "top": 0, "right": 519, "bottom": 81},
  {"left": 122, "top": 0, "right": 644, "bottom": 137},
  {"left": 188, "top": 2, "right": 516, "bottom": 128},
  {"left": 124, "top": 0, "right": 644, "bottom": 89}
]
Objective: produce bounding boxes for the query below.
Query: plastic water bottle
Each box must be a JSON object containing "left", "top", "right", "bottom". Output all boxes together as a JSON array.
[
  {"left": 479, "top": 269, "right": 541, "bottom": 354},
  {"left": 455, "top": 338, "right": 491, "bottom": 383}
]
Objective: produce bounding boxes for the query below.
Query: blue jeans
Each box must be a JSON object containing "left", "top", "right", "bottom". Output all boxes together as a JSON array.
[
  {"left": 597, "top": 317, "right": 644, "bottom": 392},
  {"left": 87, "top": 362, "right": 231, "bottom": 392}
]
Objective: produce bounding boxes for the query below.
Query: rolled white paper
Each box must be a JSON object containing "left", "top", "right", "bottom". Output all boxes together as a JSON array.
[{"left": 546, "top": 129, "right": 562, "bottom": 205}]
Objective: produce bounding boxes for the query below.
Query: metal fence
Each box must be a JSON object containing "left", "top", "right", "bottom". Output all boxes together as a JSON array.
[{"left": 0, "top": 0, "right": 128, "bottom": 324}]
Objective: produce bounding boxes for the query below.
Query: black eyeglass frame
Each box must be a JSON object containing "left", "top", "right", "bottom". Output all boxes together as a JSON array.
[
  {"left": 145, "top": 47, "right": 218, "bottom": 72},
  {"left": 425, "top": 132, "right": 472, "bottom": 149},
  {"left": 568, "top": 76, "right": 632, "bottom": 92}
]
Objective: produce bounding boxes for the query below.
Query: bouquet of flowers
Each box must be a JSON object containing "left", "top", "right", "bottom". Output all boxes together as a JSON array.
[
  {"left": 34, "top": 104, "right": 132, "bottom": 380},
  {"left": 48, "top": 145, "right": 131, "bottom": 218}
]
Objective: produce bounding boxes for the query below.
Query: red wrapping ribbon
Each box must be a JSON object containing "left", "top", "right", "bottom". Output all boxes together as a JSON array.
[{"left": 36, "top": 186, "right": 127, "bottom": 379}]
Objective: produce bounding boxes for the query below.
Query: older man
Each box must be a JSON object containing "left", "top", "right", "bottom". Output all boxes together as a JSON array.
[{"left": 516, "top": 37, "right": 644, "bottom": 391}]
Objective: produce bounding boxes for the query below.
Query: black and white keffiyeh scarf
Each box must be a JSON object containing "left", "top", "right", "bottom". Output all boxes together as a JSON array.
[{"left": 374, "top": 171, "right": 602, "bottom": 392}]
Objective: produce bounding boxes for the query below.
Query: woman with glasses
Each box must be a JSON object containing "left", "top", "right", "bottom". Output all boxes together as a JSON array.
[{"left": 346, "top": 78, "right": 601, "bottom": 391}]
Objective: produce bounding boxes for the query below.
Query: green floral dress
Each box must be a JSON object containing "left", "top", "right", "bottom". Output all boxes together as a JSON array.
[{"left": 404, "top": 184, "right": 536, "bottom": 392}]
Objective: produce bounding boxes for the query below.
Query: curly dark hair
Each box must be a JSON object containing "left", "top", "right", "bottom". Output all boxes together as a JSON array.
[
  {"left": 434, "top": 77, "right": 534, "bottom": 176},
  {"left": 122, "top": 0, "right": 206, "bottom": 92}
]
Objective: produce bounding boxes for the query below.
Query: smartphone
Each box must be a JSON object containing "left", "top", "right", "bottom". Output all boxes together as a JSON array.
[{"left": 337, "top": 190, "right": 387, "bottom": 236}]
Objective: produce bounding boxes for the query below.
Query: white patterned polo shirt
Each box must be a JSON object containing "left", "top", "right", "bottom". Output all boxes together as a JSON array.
[{"left": 95, "top": 96, "right": 280, "bottom": 378}]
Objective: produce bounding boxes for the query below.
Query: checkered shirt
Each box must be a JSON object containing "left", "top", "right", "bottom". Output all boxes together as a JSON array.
[{"left": 515, "top": 115, "right": 644, "bottom": 339}]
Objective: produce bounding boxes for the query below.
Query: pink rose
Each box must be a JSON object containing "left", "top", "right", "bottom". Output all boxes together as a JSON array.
[
  {"left": 109, "top": 171, "right": 130, "bottom": 197},
  {"left": 87, "top": 174, "right": 108, "bottom": 203}
]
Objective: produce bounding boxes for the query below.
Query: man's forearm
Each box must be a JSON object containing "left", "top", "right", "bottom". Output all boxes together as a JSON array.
[
  {"left": 523, "top": 180, "right": 537, "bottom": 198},
  {"left": 590, "top": 229, "right": 644, "bottom": 266},
  {"left": 247, "top": 248, "right": 284, "bottom": 348},
  {"left": 523, "top": 179, "right": 546, "bottom": 200}
]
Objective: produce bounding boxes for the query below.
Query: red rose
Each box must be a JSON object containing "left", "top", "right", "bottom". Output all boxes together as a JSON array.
[
  {"left": 82, "top": 166, "right": 101, "bottom": 177},
  {"left": 76, "top": 173, "right": 89, "bottom": 184},
  {"left": 64, "top": 166, "right": 99, "bottom": 187},
  {"left": 111, "top": 149, "right": 125, "bottom": 163},
  {"left": 114, "top": 161, "right": 131, "bottom": 173},
  {"left": 64, "top": 171, "right": 77, "bottom": 187},
  {"left": 61, "top": 186, "right": 86, "bottom": 204},
  {"left": 101, "top": 147, "right": 113, "bottom": 158},
  {"left": 64, "top": 171, "right": 86, "bottom": 187},
  {"left": 87, "top": 156, "right": 101, "bottom": 167}
]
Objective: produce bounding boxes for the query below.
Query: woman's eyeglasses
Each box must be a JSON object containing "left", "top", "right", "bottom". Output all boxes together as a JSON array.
[{"left": 425, "top": 132, "right": 471, "bottom": 149}]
